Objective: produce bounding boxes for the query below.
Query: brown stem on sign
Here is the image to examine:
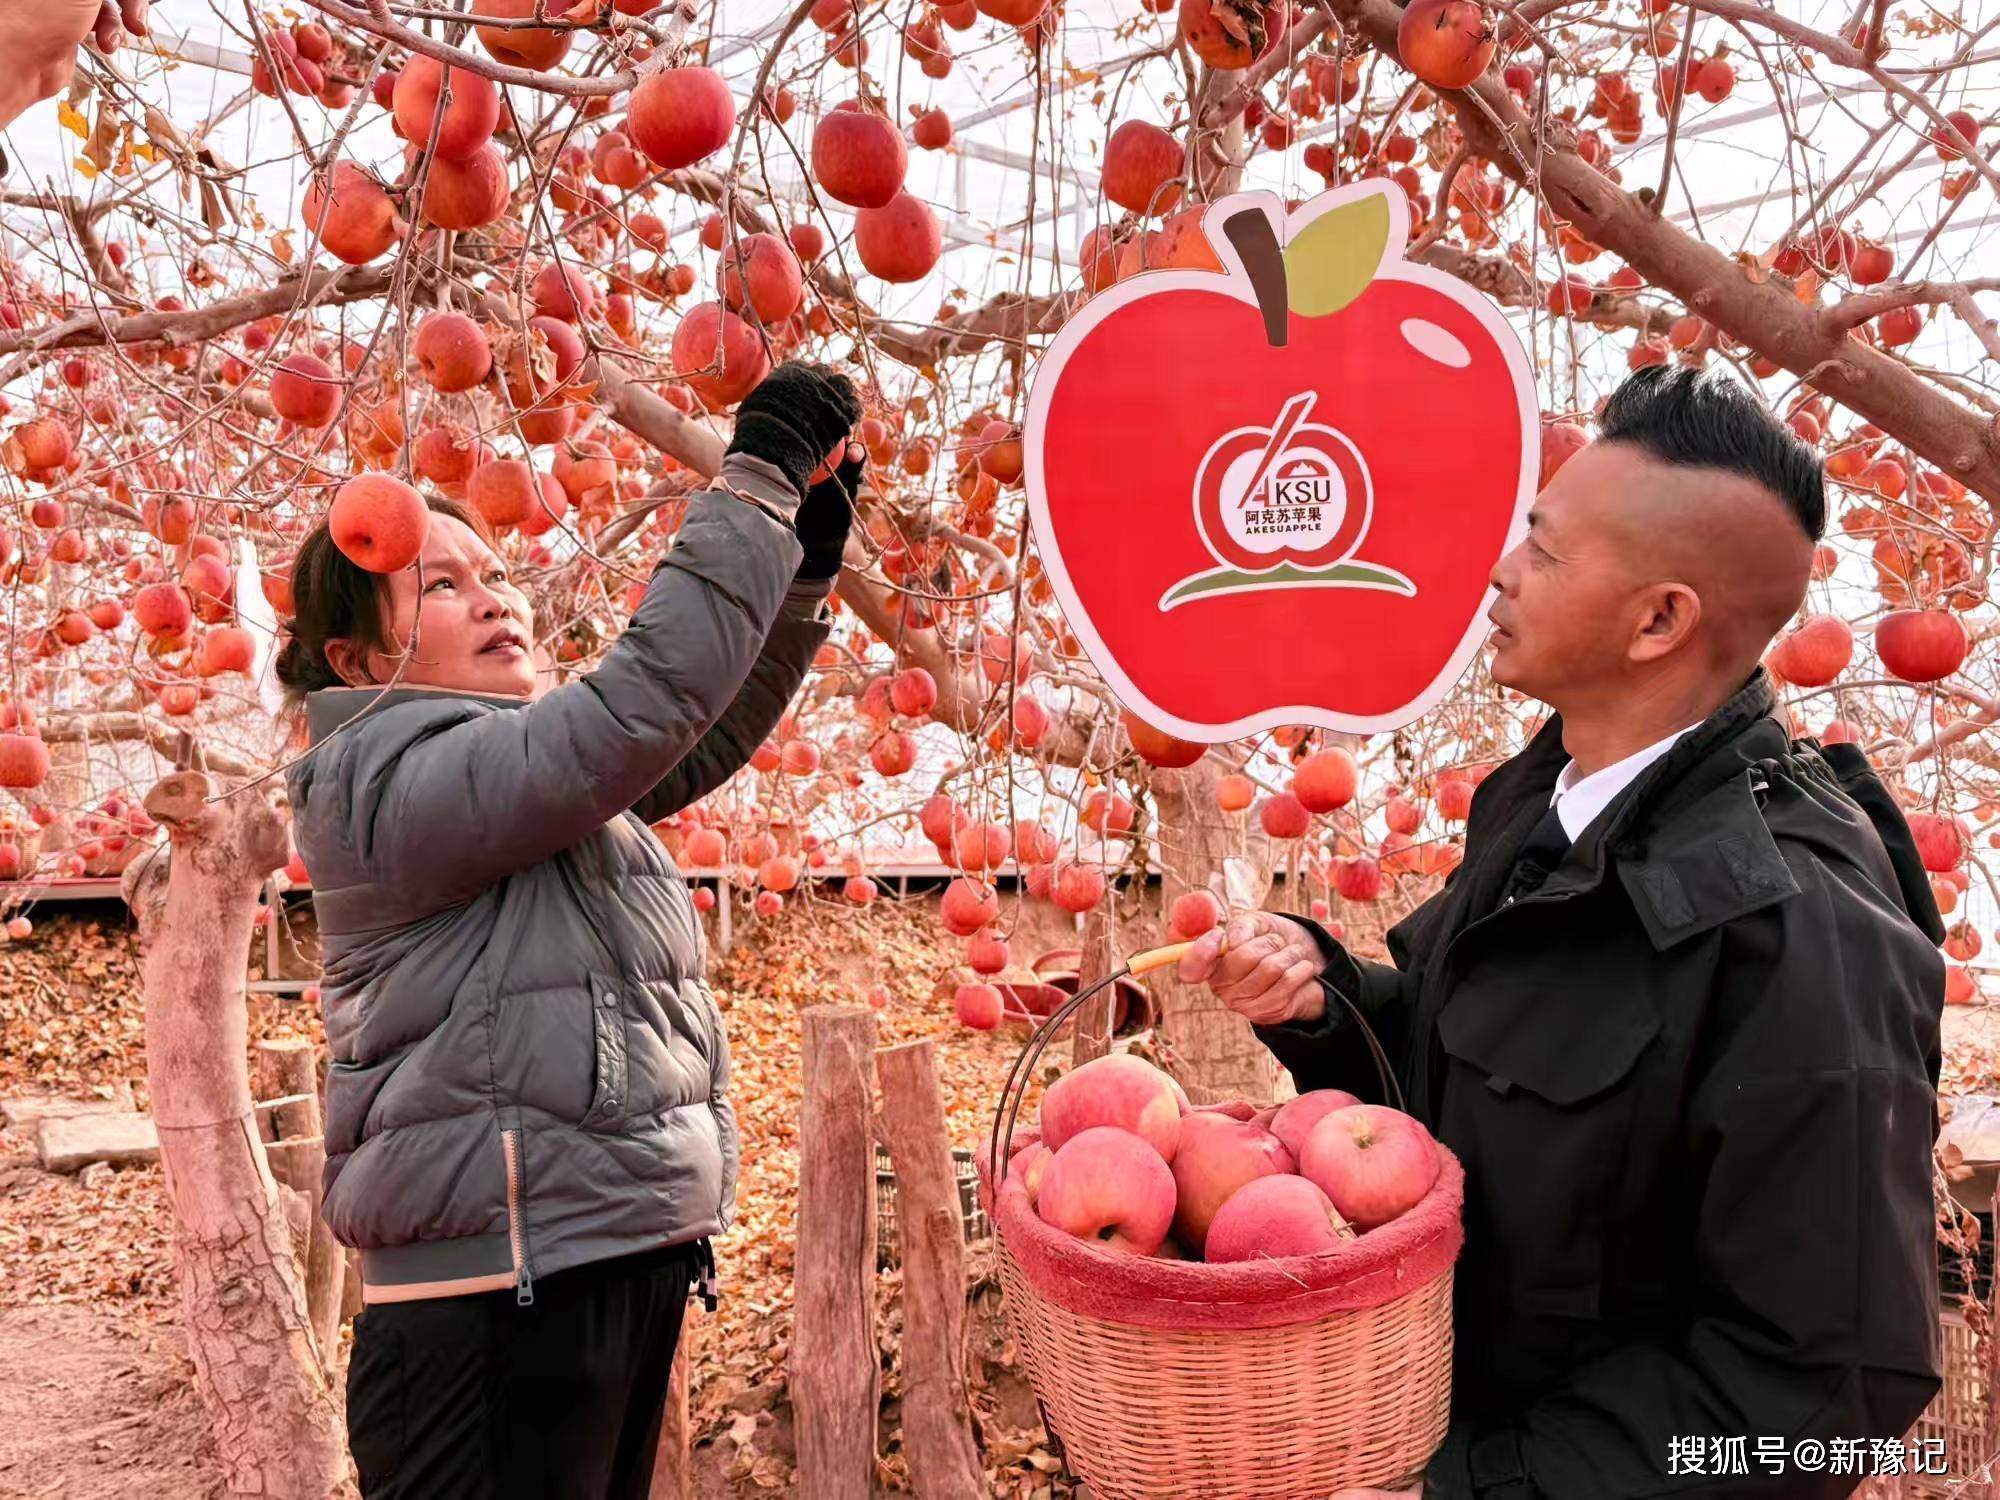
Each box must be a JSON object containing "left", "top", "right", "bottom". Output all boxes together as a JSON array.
[{"left": 1222, "top": 210, "right": 1290, "bottom": 349}]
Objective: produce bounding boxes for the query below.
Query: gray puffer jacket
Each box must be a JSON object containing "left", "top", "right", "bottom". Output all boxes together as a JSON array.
[{"left": 287, "top": 454, "right": 829, "bottom": 1306}]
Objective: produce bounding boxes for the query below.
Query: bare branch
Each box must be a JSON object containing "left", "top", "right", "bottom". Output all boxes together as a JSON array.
[
  {"left": 1326, "top": 0, "right": 2000, "bottom": 503},
  {"left": 299, "top": 0, "right": 635, "bottom": 94}
]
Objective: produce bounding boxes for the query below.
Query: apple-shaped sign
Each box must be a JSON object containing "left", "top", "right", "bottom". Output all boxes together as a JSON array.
[{"left": 1025, "top": 179, "right": 1537, "bottom": 737}]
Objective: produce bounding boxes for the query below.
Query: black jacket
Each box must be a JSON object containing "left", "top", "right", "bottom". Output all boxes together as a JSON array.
[{"left": 1257, "top": 670, "right": 1947, "bottom": 1498}]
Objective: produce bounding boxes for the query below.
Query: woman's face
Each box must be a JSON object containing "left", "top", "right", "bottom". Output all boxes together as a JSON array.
[{"left": 328, "top": 515, "right": 540, "bottom": 698}]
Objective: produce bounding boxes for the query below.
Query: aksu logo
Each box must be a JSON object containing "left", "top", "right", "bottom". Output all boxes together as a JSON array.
[{"left": 1170, "top": 389, "right": 1413, "bottom": 610}]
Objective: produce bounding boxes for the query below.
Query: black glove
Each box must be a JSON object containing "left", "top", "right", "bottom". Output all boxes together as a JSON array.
[
  {"left": 725, "top": 361, "right": 863, "bottom": 503},
  {"left": 795, "top": 444, "right": 864, "bottom": 581}
]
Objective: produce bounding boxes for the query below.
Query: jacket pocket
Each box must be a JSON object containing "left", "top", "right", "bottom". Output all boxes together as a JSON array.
[
  {"left": 580, "top": 976, "right": 629, "bottom": 1131},
  {"left": 1437, "top": 979, "right": 1662, "bottom": 1317}
]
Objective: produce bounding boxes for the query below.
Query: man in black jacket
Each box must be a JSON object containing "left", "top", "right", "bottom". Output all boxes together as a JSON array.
[{"left": 1179, "top": 366, "right": 1948, "bottom": 1499}]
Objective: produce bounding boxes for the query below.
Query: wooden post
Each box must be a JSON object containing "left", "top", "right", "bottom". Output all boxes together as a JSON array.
[
  {"left": 791, "top": 1006, "right": 879, "bottom": 1500},
  {"left": 876, "top": 1040, "right": 985, "bottom": 1500},
  {"left": 649, "top": 1304, "right": 697, "bottom": 1500},
  {"left": 254, "top": 1038, "right": 343, "bottom": 1368},
  {"left": 1071, "top": 908, "right": 1121, "bottom": 1067},
  {"left": 121, "top": 769, "right": 346, "bottom": 1497}
]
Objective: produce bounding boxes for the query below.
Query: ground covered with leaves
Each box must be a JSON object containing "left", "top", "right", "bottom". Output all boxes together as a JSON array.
[
  {"left": 5, "top": 895, "right": 1986, "bottom": 1498},
  {"left": 0, "top": 894, "right": 1080, "bottom": 1497}
]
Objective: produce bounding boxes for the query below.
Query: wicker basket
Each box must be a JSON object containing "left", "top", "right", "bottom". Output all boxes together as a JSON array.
[
  {"left": 875, "top": 1143, "right": 988, "bottom": 1268},
  {"left": 979, "top": 944, "right": 1463, "bottom": 1500},
  {"left": 993, "top": 1225, "right": 1454, "bottom": 1498}
]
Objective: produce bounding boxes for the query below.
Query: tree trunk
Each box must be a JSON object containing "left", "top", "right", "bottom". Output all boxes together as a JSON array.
[
  {"left": 875, "top": 1040, "right": 985, "bottom": 1500},
  {"left": 1150, "top": 760, "right": 1282, "bottom": 1106},
  {"left": 1070, "top": 908, "right": 1120, "bottom": 1067},
  {"left": 253, "top": 1038, "right": 344, "bottom": 1370},
  {"left": 790, "top": 1005, "right": 879, "bottom": 1500},
  {"left": 649, "top": 1304, "right": 696, "bottom": 1500},
  {"left": 121, "top": 769, "right": 347, "bottom": 1498}
]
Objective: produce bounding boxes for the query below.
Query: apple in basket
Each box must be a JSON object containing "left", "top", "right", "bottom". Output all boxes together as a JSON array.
[
  {"left": 1035, "top": 1125, "right": 1178, "bottom": 1255},
  {"left": 1299, "top": 1104, "right": 1440, "bottom": 1230},
  {"left": 1266, "top": 1087, "right": 1360, "bottom": 1159},
  {"left": 1040, "top": 1054, "right": 1183, "bottom": 1163},
  {"left": 1169, "top": 1112, "right": 1295, "bottom": 1251},
  {"left": 1007, "top": 1140, "right": 1052, "bottom": 1206},
  {"left": 1205, "top": 1174, "right": 1354, "bottom": 1263}
]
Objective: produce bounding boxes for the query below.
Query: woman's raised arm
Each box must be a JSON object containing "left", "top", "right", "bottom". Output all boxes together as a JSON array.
[{"left": 308, "top": 366, "right": 860, "bottom": 909}]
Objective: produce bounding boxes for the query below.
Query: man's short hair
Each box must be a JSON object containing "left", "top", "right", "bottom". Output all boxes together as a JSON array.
[{"left": 1599, "top": 366, "right": 1826, "bottom": 541}]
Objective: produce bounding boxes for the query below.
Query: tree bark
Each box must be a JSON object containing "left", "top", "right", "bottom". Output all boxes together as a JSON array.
[
  {"left": 121, "top": 770, "right": 346, "bottom": 1498},
  {"left": 875, "top": 1040, "right": 985, "bottom": 1500},
  {"left": 649, "top": 1304, "right": 696, "bottom": 1500},
  {"left": 253, "top": 1038, "right": 343, "bottom": 1371},
  {"left": 1070, "top": 908, "right": 1120, "bottom": 1067},
  {"left": 1150, "top": 760, "right": 1281, "bottom": 1106},
  {"left": 790, "top": 1005, "right": 879, "bottom": 1500}
]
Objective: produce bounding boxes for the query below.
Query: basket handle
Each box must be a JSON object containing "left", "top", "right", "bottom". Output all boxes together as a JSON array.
[{"left": 986, "top": 939, "right": 1404, "bottom": 1188}]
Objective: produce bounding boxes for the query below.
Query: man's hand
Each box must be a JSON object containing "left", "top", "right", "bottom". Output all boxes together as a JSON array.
[
  {"left": 87, "top": 0, "right": 148, "bottom": 53},
  {"left": 5, "top": 0, "right": 148, "bottom": 134},
  {"left": 1175, "top": 909, "right": 1329, "bottom": 1027}
]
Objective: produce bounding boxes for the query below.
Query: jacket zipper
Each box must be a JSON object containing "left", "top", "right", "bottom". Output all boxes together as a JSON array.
[{"left": 501, "top": 1127, "right": 534, "bottom": 1306}]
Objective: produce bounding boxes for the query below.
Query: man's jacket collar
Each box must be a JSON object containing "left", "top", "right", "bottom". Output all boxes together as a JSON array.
[{"left": 1464, "top": 670, "right": 1798, "bottom": 947}]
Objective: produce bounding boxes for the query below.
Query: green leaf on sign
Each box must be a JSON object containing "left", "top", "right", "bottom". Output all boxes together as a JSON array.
[{"left": 1282, "top": 192, "right": 1393, "bottom": 319}]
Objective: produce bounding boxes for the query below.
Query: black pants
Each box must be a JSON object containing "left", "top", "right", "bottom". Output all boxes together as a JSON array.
[{"left": 345, "top": 1242, "right": 698, "bottom": 1499}]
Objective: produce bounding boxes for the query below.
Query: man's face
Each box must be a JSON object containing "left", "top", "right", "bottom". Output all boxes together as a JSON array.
[{"left": 1485, "top": 442, "right": 1656, "bottom": 706}]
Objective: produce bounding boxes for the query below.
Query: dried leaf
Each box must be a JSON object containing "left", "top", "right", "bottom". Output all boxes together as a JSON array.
[
  {"left": 84, "top": 111, "right": 118, "bottom": 171},
  {"left": 197, "top": 179, "right": 227, "bottom": 233},
  {"left": 57, "top": 101, "right": 90, "bottom": 140},
  {"left": 271, "top": 230, "right": 294, "bottom": 268},
  {"left": 1209, "top": 0, "right": 1265, "bottom": 49}
]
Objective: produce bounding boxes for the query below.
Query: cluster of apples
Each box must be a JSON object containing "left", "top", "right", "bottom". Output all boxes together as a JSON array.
[{"left": 1008, "top": 1055, "right": 1439, "bottom": 1264}]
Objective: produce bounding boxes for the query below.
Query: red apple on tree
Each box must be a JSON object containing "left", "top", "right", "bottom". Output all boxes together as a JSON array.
[
  {"left": 1876, "top": 608, "right": 1967, "bottom": 683},
  {"left": 1768, "top": 613, "right": 1852, "bottom": 687},
  {"left": 1026, "top": 181, "right": 1534, "bottom": 739}
]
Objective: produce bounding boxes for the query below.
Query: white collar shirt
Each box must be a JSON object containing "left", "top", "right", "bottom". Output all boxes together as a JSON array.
[{"left": 1548, "top": 726, "right": 1698, "bottom": 843}]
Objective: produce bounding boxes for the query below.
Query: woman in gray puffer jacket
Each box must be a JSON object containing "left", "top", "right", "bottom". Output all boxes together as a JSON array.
[{"left": 275, "top": 364, "right": 862, "bottom": 1500}]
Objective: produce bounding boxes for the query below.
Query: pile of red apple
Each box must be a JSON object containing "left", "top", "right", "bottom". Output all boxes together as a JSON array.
[{"left": 1005, "top": 1055, "right": 1439, "bottom": 1263}]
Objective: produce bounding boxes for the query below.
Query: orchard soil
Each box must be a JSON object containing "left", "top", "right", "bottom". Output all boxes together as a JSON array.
[{"left": 0, "top": 892, "right": 1983, "bottom": 1498}]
